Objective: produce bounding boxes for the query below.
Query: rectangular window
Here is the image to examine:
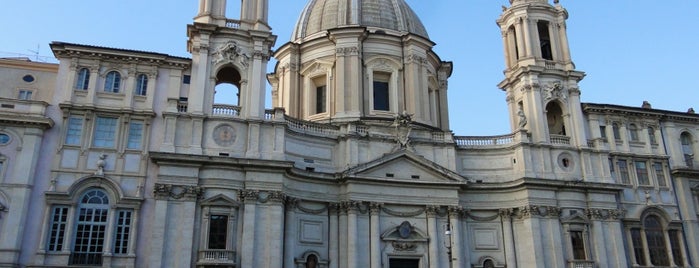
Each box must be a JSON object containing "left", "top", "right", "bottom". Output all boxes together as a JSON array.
[
  {"left": 315, "top": 86, "right": 327, "bottom": 114},
  {"left": 113, "top": 210, "right": 133, "bottom": 255},
  {"left": 609, "top": 158, "right": 616, "bottom": 181},
  {"left": 183, "top": 75, "right": 191, "bottom": 84},
  {"left": 373, "top": 80, "right": 390, "bottom": 111},
  {"left": 18, "top": 90, "right": 33, "bottom": 100},
  {"left": 668, "top": 230, "right": 684, "bottom": 266},
  {"left": 570, "top": 231, "right": 586, "bottom": 260},
  {"left": 631, "top": 228, "right": 646, "bottom": 266},
  {"left": 618, "top": 160, "right": 630, "bottom": 184},
  {"left": 93, "top": 117, "right": 118, "bottom": 148},
  {"left": 47, "top": 206, "right": 69, "bottom": 252},
  {"left": 65, "top": 116, "right": 84, "bottom": 146},
  {"left": 599, "top": 126, "right": 607, "bottom": 139},
  {"left": 635, "top": 161, "right": 650, "bottom": 186},
  {"left": 537, "top": 20, "right": 553, "bottom": 60},
  {"left": 126, "top": 121, "right": 144, "bottom": 149},
  {"left": 654, "top": 162, "right": 667, "bottom": 187},
  {"left": 208, "top": 215, "right": 228, "bottom": 249}
]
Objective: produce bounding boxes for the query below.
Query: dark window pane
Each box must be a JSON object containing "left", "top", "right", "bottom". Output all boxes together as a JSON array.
[
  {"left": 208, "top": 215, "right": 228, "bottom": 249},
  {"left": 373, "top": 81, "right": 389, "bottom": 111},
  {"left": 570, "top": 231, "right": 586, "bottom": 260}
]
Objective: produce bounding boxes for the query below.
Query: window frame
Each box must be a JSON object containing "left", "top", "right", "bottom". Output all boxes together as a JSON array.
[
  {"left": 135, "top": 74, "right": 148, "bottom": 96},
  {"left": 634, "top": 160, "right": 651, "bottom": 186},
  {"left": 653, "top": 162, "right": 667, "bottom": 187},
  {"left": 612, "top": 123, "right": 621, "bottom": 141},
  {"left": 126, "top": 120, "right": 144, "bottom": 150},
  {"left": 18, "top": 89, "right": 33, "bottom": 100},
  {"left": 92, "top": 116, "right": 119, "bottom": 148},
  {"left": 617, "top": 159, "right": 630, "bottom": 185},
  {"left": 104, "top": 71, "right": 122, "bottom": 93},
  {"left": 64, "top": 115, "right": 85, "bottom": 146},
  {"left": 69, "top": 189, "right": 110, "bottom": 266},
  {"left": 76, "top": 68, "right": 90, "bottom": 90},
  {"left": 628, "top": 124, "right": 639, "bottom": 141},
  {"left": 625, "top": 211, "right": 686, "bottom": 267},
  {"left": 366, "top": 57, "right": 400, "bottom": 115}
]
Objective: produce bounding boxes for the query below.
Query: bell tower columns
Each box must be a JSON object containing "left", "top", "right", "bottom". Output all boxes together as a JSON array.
[{"left": 497, "top": 0, "right": 587, "bottom": 146}]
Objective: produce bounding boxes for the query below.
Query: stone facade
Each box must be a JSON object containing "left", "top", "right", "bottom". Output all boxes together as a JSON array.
[{"left": 0, "top": 0, "right": 698, "bottom": 267}]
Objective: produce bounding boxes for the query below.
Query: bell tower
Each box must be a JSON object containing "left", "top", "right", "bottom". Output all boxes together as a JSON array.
[
  {"left": 187, "top": 0, "right": 276, "bottom": 120},
  {"left": 497, "top": 0, "right": 587, "bottom": 145}
]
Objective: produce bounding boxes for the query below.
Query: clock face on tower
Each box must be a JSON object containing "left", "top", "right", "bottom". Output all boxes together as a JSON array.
[{"left": 213, "top": 124, "right": 237, "bottom": 147}]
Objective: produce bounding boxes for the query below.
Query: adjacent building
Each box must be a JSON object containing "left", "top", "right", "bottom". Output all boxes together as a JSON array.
[{"left": 0, "top": 0, "right": 698, "bottom": 267}]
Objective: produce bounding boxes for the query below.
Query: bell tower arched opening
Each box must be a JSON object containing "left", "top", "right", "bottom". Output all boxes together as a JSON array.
[
  {"left": 546, "top": 102, "right": 565, "bottom": 136},
  {"left": 214, "top": 66, "right": 242, "bottom": 115}
]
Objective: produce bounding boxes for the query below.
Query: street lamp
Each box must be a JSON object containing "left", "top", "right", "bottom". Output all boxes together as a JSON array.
[{"left": 444, "top": 223, "right": 452, "bottom": 268}]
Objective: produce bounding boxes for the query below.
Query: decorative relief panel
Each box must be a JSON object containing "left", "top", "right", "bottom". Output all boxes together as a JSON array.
[
  {"left": 212, "top": 124, "right": 237, "bottom": 147},
  {"left": 153, "top": 183, "right": 203, "bottom": 200},
  {"left": 299, "top": 219, "right": 324, "bottom": 244}
]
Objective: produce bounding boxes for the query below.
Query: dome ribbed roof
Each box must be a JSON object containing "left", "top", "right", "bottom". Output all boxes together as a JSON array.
[{"left": 292, "top": 0, "right": 428, "bottom": 41}]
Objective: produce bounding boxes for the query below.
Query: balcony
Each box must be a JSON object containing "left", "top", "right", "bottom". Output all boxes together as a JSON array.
[
  {"left": 569, "top": 260, "right": 595, "bottom": 268},
  {"left": 212, "top": 104, "right": 241, "bottom": 117},
  {"left": 197, "top": 249, "right": 236, "bottom": 266},
  {"left": 550, "top": 134, "right": 571, "bottom": 145}
]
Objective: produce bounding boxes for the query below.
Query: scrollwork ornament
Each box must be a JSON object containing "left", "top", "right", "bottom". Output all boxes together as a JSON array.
[
  {"left": 239, "top": 189, "right": 259, "bottom": 203},
  {"left": 499, "top": 208, "right": 514, "bottom": 219},
  {"left": 392, "top": 242, "right": 417, "bottom": 251},
  {"left": 370, "top": 202, "right": 382, "bottom": 215},
  {"left": 425, "top": 205, "right": 440, "bottom": 217}
]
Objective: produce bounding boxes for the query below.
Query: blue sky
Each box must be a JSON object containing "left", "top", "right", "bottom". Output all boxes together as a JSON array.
[{"left": 1, "top": 1, "right": 697, "bottom": 135}]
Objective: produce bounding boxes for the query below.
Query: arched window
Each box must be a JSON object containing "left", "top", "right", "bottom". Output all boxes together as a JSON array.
[
  {"left": 104, "top": 71, "right": 121, "bottom": 93},
  {"left": 135, "top": 74, "right": 148, "bottom": 96},
  {"left": 305, "top": 254, "right": 318, "bottom": 268},
  {"left": 213, "top": 66, "right": 242, "bottom": 116},
  {"left": 681, "top": 132, "right": 694, "bottom": 167},
  {"left": 76, "top": 68, "right": 90, "bottom": 90},
  {"left": 483, "top": 259, "right": 495, "bottom": 268},
  {"left": 546, "top": 102, "right": 565, "bottom": 136},
  {"left": 648, "top": 127, "right": 657, "bottom": 144},
  {"left": 629, "top": 213, "right": 685, "bottom": 267},
  {"left": 612, "top": 123, "right": 621, "bottom": 140},
  {"left": 70, "top": 189, "right": 109, "bottom": 265},
  {"left": 644, "top": 216, "right": 670, "bottom": 266},
  {"left": 628, "top": 124, "right": 639, "bottom": 141}
]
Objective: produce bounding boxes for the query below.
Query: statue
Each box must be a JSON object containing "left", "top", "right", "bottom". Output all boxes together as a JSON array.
[
  {"left": 95, "top": 154, "right": 107, "bottom": 175},
  {"left": 213, "top": 41, "right": 251, "bottom": 68},
  {"left": 517, "top": 106, "right": 527, "bottom": 129}
]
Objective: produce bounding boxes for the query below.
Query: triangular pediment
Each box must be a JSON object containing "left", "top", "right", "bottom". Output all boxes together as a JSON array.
[
  {"left": 200, "top": 194, "right": 240, "bottom": 207},
  {"left": 342, "top": 149, "right": 468, "bottom": 183},
  {"left": 560, "top": 212, "right": 590, "bottom": 225}
]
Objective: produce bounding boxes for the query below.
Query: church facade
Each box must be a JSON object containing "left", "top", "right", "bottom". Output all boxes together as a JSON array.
[{"left": 0, "top": 0, "right": 698, "bottom": 267}]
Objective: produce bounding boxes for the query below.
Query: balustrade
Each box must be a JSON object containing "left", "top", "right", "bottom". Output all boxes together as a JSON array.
[
  {"left": 550, "top": 134, "right": 571, "bottom": 145},
  {"left": 198, "top": 249, "right": 236, "bottom": 265},
  {"left": 212, "top": 104, "right": 241, "bottom": 117},
  {"left": 454, "top": 133, "right": 516, "bottom": 147},
  {"left": 225, "top": 19, "right": 240, "bottom": 29},
  {"left": 569, "top": 260, "right": 595, "bottom": 268}
]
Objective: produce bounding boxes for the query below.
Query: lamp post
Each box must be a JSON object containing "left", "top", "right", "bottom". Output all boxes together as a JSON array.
[{"left": 444, "top": 223, "right": 452, "bottom": 268}]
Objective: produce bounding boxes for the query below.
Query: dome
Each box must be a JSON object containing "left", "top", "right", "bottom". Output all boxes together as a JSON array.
[{"left": 292, "top": 0, "right": 429, "bottom": 41}]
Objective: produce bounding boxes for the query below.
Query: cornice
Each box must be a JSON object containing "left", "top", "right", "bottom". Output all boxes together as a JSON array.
[{"left": 50, "top": 42, "right": 191, "bottom": 69}]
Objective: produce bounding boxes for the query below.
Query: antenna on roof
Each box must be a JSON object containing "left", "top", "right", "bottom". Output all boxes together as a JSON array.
[{"left": 28, "top": 44, "right": 40, "bottom": 62}]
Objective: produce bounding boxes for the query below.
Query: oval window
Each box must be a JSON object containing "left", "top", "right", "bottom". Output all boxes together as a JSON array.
[
  {"left": 0, "top": 134, "right": 10, "bottom": 144},
  {"left": 22, "top": 75, "right": 35, "bottom": 83}
]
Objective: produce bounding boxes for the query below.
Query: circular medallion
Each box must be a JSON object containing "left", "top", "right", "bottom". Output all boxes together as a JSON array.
[
  {"left": 0, "top": 133, "right": 10, "bottom": 145},
  {"left": 213, "top": 124, "right": 236, "bottom": 147},
  {"left": 398, "top": 221, "right": 412, "bottom": 239}
]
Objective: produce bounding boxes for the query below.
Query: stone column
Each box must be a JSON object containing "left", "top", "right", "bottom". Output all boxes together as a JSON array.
[
  {"left": 346, "top": 201, "right": 359, "bottom": 268},
  {"left": 190, "top": 42, "right": 209, "bottom": 114},
  {"left": 557, "top": 22, "right": 572, "bottom": 64},
  {"left": 426, "top": 206, "right": 440, "bottom": 268},
  {"left": 448, "top": 207, "right": 463, "bottom": 268},
  {"left": 103, "top": 208, "right": 118, "bottom": 258},
  {"left": 86, "top": 64, "right": 99, "bottom": 103},
  {"left": 284, "top": 198, "right": 298, "bottom": 268},
  {"left": 265, "top": 192, "right": 286, "bottom": 268},
  {"left": 239, "top": 190, "right": 259, "bottom": 268},
  {"left": 369, "top": 203, "right": 381, "bottom": 268},
  {"left": 338, "top": 203, "right": 348, "bottom": 268},
  {"left": 548, "top": 22, "right": 560, "bottom": 61},
  {"left": 122, "top": 65, "right": 136, "bottom": 108},
  {"left": 148, "top": 186, "right": 170, "bottom": 268},
  {"left": 500, "top": 208, "right": 517, "bottom": 267},
  {"left": 329, "top": 203, "right": 339, "bottom": 268},
  {"left": 516, "top": 20, "right": 527, "bottom": 59}
]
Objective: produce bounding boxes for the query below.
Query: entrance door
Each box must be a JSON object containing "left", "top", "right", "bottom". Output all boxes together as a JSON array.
[{"left": 389, "top": 258, "right": 420, "bottom": 268}]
